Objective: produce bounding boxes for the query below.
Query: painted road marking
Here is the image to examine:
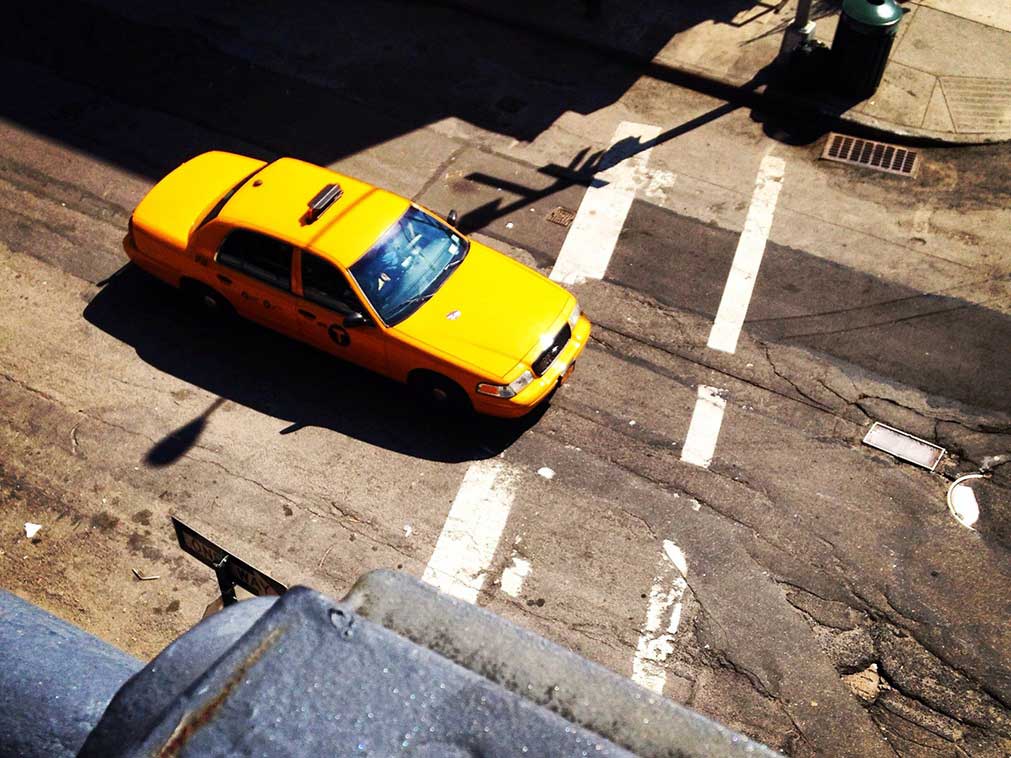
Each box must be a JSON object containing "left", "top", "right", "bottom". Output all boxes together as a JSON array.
[
  {"left": 707, "top": 155, "right": 785, "bottom": 354},
  {"left": 422, "top": 461, "right": 516, "bottom": 603},
  {"left": 500, "top": 550, "right": 532, "bottom": 598},
  {"left": 632, "top": 540, "right": 689, "bottom": 694},
  {"left": 681, "top": 386, "right": 727, "bottom": 469},
  {"left": 550, "top": 121, "right": 663, "bottom": 285}
]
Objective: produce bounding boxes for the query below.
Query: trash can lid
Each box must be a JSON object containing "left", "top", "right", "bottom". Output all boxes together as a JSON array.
[{"left": 842, "top": 0, "right": 904, "bottom": 27}]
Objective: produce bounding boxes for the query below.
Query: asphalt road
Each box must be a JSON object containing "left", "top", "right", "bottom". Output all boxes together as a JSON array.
[{"left": 2, "top": 1, "right": 1010, "bottom": 756}]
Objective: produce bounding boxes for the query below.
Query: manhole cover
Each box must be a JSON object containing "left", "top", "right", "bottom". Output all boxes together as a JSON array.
[
  {"left": 546, "top": 207, "right": 576, "bottom": 227},
  {"left": 821, "top": 133, "right": 920, "bottom": 177}
]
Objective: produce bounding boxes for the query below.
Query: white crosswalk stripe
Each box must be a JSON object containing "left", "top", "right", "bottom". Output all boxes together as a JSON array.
[
  {"left": 550, "top": 121, "right": 664, "bottom": 285},
  {"left": 422, "top": 460, "right": 517, "bottom": 603}
]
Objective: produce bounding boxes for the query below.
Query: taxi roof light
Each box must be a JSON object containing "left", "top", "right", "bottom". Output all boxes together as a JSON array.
[{"left": 303, "top": 183, "right": 344, "bottom": 224}]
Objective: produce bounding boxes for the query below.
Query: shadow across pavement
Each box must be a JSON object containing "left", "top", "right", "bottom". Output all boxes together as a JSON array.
[
  {"left": 5, "top": 0, "right": 762, "bottom": 182},
  {"left": 607, "top": 201, "right": 1011, "bottom": 413},
  {"left": 84, "top": 265, "right": 542, "bottom": 464}
]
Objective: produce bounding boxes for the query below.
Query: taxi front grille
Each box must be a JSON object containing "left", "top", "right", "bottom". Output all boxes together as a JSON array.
[{"left": 532, "top": 324, "right": 571, "bottom": 376}]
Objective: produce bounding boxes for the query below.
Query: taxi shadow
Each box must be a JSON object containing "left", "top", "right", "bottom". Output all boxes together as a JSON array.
[{"left": 83, "top": 266, "right": 540, "bottom": 464}]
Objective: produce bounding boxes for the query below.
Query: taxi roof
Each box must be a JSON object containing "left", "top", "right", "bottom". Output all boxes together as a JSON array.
[{"left": 218, "top": 157, "right": 410, "bottom": 269}]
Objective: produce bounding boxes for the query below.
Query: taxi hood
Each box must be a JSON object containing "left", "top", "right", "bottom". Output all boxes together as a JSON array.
[{"left": 393, "top": 242, "right": 573, "bottom": 380}]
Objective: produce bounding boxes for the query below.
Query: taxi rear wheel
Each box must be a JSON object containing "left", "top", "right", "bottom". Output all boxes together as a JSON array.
[{"left": 409, "top": 371, "right": 472, "bottom": 416}]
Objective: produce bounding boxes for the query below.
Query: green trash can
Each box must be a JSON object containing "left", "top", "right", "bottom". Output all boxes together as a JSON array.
[{"left": 831, "top": 0, "right": 904, "bottom": 98}]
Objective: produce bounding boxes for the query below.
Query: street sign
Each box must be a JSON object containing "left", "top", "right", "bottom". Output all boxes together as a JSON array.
[{"left": 172, "top": 517, "right": 287, "bottom": 599}]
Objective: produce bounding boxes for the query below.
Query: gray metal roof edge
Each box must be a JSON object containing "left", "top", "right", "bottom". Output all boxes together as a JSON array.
[{"left": 345, "top": 570, "right": 780, "bottom": 758}]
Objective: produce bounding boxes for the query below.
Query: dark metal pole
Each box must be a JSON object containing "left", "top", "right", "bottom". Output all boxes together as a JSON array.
[
  {"left": 778, "top": 0, "right": 817, "bottom": 62},
  {"left": 795, "top": 0, "right": 813, "bottom": 27},
  {"left": 214, "top": 555, "right": 238, "bottom": 606}
]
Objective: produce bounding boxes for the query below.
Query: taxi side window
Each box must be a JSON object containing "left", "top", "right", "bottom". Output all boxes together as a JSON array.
[
  {"left": 301, "top": 252, "right": 364, "bottom": 316},
  {"left": 217, "top": 229, "right": 292, "bottom": 291}
]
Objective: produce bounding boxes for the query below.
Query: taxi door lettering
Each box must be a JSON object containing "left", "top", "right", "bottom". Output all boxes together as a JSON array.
[{"left": 298, "top": 251, "right": 387, "bottom": 375}]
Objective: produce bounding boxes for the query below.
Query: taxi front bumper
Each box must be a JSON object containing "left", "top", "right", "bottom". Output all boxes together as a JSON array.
[{"left": 472, "top": 315, "right": 592, "bottom": 418}]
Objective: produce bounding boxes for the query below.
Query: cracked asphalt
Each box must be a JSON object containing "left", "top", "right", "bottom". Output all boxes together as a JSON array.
[{"left": 1, "top": 1, "right": 1010, "bottom": 755}]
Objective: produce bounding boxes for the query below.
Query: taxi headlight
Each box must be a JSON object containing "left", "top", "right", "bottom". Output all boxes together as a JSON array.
[
  {"left": 476, "top": 370, "right": 534, "bottom": 399},
  {"left": 567, "top": 303, "right": 581, "bottom": 329}
]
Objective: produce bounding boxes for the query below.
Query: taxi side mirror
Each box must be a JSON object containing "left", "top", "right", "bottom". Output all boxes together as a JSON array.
[
  {"left": 447, "top": 209, "right": 459, "bottom": 226},
  {"left": 344, "top": 311, "right": 367, "bottom": 328}
]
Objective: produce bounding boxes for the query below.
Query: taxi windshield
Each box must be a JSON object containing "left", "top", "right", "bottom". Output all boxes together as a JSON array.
[{"left": 349, "top": 207, "right": 468, "bottom": 325}]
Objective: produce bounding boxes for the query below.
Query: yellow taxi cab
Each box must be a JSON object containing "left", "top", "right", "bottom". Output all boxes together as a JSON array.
[{"left": 123, "top": 151, "right": 591, "bottom": 417}]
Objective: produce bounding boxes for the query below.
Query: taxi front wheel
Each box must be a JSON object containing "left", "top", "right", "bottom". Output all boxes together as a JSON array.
[{"left": 409, "top": 371, "right": 472, "bottom": 416}]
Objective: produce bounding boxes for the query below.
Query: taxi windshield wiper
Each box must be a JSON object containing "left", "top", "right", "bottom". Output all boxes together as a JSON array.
[
  {"left": 435, "top": 254, "right": 465, "bottom": 280},
  {"left": 390, "top": 291, "right": 436, "bottom": 320}
]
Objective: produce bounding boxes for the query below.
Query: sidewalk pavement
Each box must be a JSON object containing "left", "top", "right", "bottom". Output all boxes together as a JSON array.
[{"left": 440, "top": 0, "right": 1011, "bottom": 144}]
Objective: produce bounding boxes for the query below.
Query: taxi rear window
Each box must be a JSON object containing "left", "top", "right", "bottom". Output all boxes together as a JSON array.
[{"left": 197, "top": 164, "right": 269, "bottom": 229}]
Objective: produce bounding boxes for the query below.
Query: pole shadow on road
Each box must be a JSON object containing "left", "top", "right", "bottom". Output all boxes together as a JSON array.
[
  {"left": 145, "top": 397, "right": 226, "bottom": 467},
  {"left": 458, "top": 95, "right": 749, "bottom": 234},
  {"left": 453, "top": 55, "right": 876, "bottom": 235},
  {"left": 84, "top": 265, "right": 541, "bottom": 464}
]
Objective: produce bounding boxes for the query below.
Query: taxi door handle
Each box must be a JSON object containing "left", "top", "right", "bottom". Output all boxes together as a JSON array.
[
  {"left": 298, "top": 309, "right": 316, "bottom": 320},
  {"left": 217, "top": 274, "right": 232, "bottom": 286}
]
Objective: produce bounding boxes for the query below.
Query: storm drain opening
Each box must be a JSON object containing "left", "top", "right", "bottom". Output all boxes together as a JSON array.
[
  {"left": 546, "top": 206, "right": 576, "bottom": 227},
  {"left": 862, "top": 422, "right": 945, "bottom": 471},
  {"left": 821, "top": 133, "right": 920, "bottom": 177}
]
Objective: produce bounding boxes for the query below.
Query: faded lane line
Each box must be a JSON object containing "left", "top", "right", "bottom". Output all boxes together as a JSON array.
[
  {"left": 632, "top": 540, "right": 689, "bottom": 694},
  {"left": 681, "top": 386, "right": 727, "bottom": 469},
  {"left": 422, "top": 460, "right": 516, "bottom": 603},
  {"left": 550, "top": 121, "right": 663, "bottom": 285},
  {"left": 707, "top": 155, "right": 785, "bottom": 354}
]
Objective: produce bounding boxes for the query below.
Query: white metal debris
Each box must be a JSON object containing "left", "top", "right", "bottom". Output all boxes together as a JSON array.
[{"left": 947, "top": 474, "right": 984, "bottom": 530}]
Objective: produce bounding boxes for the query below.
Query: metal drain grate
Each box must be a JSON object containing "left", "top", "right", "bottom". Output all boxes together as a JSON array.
[
  {"left": 821, "top": 133, "right": 920, "bottom": 177},
  {"left": 546, "top": 206, "right": 576, "bottom": 227},
  {"left": 862, "top": 422, "right": 945, "bottom": 471}
]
